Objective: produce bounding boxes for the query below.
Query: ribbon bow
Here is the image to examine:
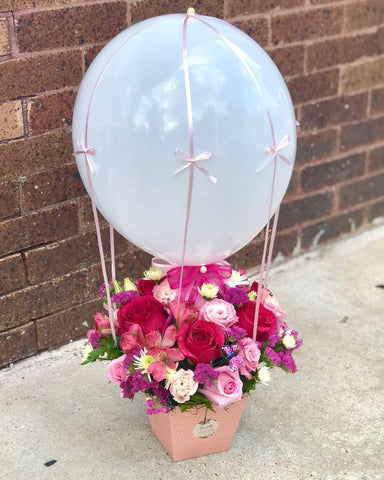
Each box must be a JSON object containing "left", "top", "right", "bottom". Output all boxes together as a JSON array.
[
  {"left": 265, "top": 134, "right": 292, "bottom": 165},
  {"left": 167, "top": 262, "right": 232, "bottom": 303},
  {"left": 174, "top": 148, "right": 217, "bottom": 184},
  {"left": 75, "top": 140, "right": 96, "bottom": 173}
]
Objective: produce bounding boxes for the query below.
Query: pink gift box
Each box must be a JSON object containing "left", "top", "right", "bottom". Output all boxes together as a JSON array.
[{"left": 148, "top": 395, "right": 248, "bottom": 461}]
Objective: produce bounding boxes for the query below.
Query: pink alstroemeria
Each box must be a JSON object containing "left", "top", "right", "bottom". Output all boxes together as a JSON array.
[
  {"left": 119, "top": 324, "right": 146, "bottom": 353},
  {"left": 146, "top": 325, "right": 177, "bottom": 349},
  {"left": 169, "top": 300, "right": 199, "bottom": 329},
  {"left": 146, "top": 345, "right": 185, "bottom": 382}
]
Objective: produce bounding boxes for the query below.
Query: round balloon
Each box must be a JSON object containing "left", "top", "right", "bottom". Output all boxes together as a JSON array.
[{"left": 72, "top": 13, "right": 296, "bottom": 266}]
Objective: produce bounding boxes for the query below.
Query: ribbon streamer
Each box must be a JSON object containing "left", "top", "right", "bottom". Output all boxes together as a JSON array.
[
  {"left": 265, "top": 134, "right": 292, "bottom": 166},
  {"left": 174, "top": 148, "right": 217, "bottom": 183},
  {"left": 167, "top": 262, "right": 232, "bottom": 303}
]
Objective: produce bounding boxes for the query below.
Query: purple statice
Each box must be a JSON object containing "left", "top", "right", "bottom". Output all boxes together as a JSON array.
[
  {"left": 98, "top": 281, "right": 114, "bottom": 298},
  {"left": 88, "top": 332, "right": 100, "bottom": 349},
  {"left": 265, "top": 346, "right": 282, "bottom": 366},
  {"left": 226, "top": 325, "right": 247, "bottom": 341},
  {"left": 280, "top": 351, "right": 297, "bottom": 373},
  {"left": 146, "top": 405, "right": 170, "bottom": 415},
  {"left": 267, "top": 330, "right": 281, "bottom": 348},
  {"left": 111, "top": 289, "right": 138, "bottom": 305},
  {"left": 290, "top": 330, "right": 303, "bottom": 350},
  {"left": 193, "top": 363, "right": 219, "bottom": 385},
  {"left": 122, "top": 346, "right": 142, "bottom": 371},
  {"left": 120, "top": 371, "right": 152, "bottom": 399},
  {"left": 223, "top": 287, "right": 249, "bottom": 305},
  {"left": 151, "top": 383, "right": 169, "bottom": 406}
]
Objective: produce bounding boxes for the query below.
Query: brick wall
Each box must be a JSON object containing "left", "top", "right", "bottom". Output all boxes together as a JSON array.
[{"left": 0, "top": 0, "right": 383, "bottom": 368}]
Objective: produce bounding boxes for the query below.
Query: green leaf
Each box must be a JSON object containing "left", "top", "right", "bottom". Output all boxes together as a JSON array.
[
  {"left": 81, "top": 347, "right": 104, "bottom": 365},
  {"left": 179, "top": 392, "right": 215, "bottom": 413}
]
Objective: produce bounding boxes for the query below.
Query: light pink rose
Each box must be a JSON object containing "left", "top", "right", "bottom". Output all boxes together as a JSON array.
[
  {"left": 199, "top": 366, "right": 243, "bottom": 408},
  {"left": 153, "top": 279, "right": 174, "bottom": 306},
  {"left": 199, "top": 298, "right": 238, "bottom": 329},
  {"left": 107, "top": 355, "right": 126, "bottom": 383},
  {"left": 170, "top": 369, "right": 199, "bottom": 403},
  {"left": 237, "top": 338, "right": 260, "bottom": 379}
]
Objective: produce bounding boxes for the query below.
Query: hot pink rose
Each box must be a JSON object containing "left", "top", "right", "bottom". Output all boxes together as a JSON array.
[
  {"left": 199, "top": 366, "right": 243, "bottom": 408},
  {"left": 237, "top": 338, "right": 260, "bottom": 379},
  {"left": 107, "top": 355, "right": 126, "bottom": 383},
  {"left": 136, "top": 279, "right": 156, "bottom": 296},
  {"left": 237, "top": 301, "right": 277, "bottom": 342},
  {"left": 118, "top": 295, "right": 168, "bottom": 336},
  {"left": 199, "top": 298, "right": 238, "bottom": 329},
  {"left": 177, "top": 319, "right": 224, "bottom": 364}
]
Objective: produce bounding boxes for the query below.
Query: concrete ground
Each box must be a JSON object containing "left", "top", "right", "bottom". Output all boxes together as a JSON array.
[{"left": 1, "top": 224, "right": 384, "bottom": 480}]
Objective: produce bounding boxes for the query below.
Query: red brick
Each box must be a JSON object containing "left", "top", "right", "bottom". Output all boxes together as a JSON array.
[
  {"left": 0, "top": 270, "right": 88, "bottom": 332},
  {"left": 80, "top": 196, "right": 108, "bottom": 231},
  {"left": 0, "top": 254, "right": 26, "bottom": 295},
  {"left": 89, "top": 248, "right": 153, "bottom": 296},
  {"left": 84, "top": 45, "right": 104, "bottom": 71},
  {"left": 28, "top": 90, "right": 76, "bottom": 134},
  {"left": 287, "top": 69, "right": 339, "bottom": 105},
  {"left": 345, "top": 0, "right": 384, "bottom": 31},
  {"left": 340, "top": 116, "right": 384, "bottom": 151},
  {"left": 131, "top": 0, "right": 224, "bottom": 24},
  {"left": 371, "top": 87, "right": 384, "bottom": 115},
  {"left": 307, "top": 31, "right": 382, "bottom": 72},
  {"left": 0, "top": 130, "right": 73, "bottom": 181},
  {"left": 279, "top": 192, "right": 334, "bottom": 229},
  {"left": 16, "top": 3, "right": 127, "bottom": 53},
  {"left": 367, "top": 199, "right": 384, "bottom": 221},
  {"left": 225, "top": 0, "right": 304, "bottom": 17},
  {"left": 267, "top": 45, "right": 304, "bottom": 77},
  {"left": 301, "top": 209, "right": 364, "bottom": 249},
  {"left": 8, "top": 0, "right": 81, "bottom": 8},
  {"left": 21, "top": 164, "right": 85, "bottom": 211},
  {"left": 301, "top": 153, "right": 365, "bottom": 191},
  {"left": 339, "top": 172, "right": 384, "bottom": 208},
  {"left": 0, "top": 201, "right": 79, "bottom": 257},
  {"left": 369, "top": 146, "right": 384, "bottom": 171},
  {"left": 231, "top": 17, "right": 268, "bottom": 47},
  {"left": 296, "top": 129, "right": 338, "bottom": 164},
  {"left": 0, "top": 180, "right": 19, "bottom": 219},
  {"left": 0, "top": 322, "right": 37, "bottom": 368},
  {"left": 341, "top": 57, "right": 384, "bottom": 93},
  {"left": 35, "top": 299, "right": 100, "bottom": 350},
  {"left": 300, "top": 94, "right": 368, "bottom": 131},
  {"left": 24, "top": 228, "right": 131, "bottom": 284},
  {"left": 272, "top": 7, "right": 343, "bottom": 45},
  {"left": 0, "top": 51, "right": 82, "bottom": 102}
]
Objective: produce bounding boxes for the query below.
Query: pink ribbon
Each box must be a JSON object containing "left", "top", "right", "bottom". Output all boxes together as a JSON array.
[
  {"left": 265, "top": 134, "right": 292, "bottom": 166},
  {"left": 167, "top": 262, "right": 232, "bottom": 303},
  {"left": 75, "top": 141, "right": 96, "bottom": 173},
  {"left": 174, "top": 148, "right": 217, "bottom": 183}
]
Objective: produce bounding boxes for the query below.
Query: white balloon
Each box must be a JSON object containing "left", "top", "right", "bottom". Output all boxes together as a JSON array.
[{"left": 72, "top": 14, "right": 296, "bottom": 265}]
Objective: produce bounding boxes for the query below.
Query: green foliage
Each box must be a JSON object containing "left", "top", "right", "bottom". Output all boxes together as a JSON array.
[
  {"left": 179, "top": 392, "right": 215, "bottom": 413},
  {"left": 240, "top": 374, "right": 257, "bottom": 393},
  {"left": 81, "top": 336, "right": 122, "bottom": 365}
]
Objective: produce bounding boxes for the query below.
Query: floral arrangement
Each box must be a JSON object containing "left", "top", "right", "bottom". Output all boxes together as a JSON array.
[{"left": 82, "top": 262, "right": 302, "bottom": 414}]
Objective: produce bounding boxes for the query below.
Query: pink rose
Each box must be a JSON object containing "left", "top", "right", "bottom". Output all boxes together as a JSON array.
[
  {"left": 170, "top": 369, "right": 199, "bottom": 403},
  {"left": 118, "top": 295, "right": 168, "bottom": 336},
  {"left": 237, "top": 338, "right": 260, "bottom": 379},
  {"left": 199, "top": 298, "right": 238, "bottom": 329},
  {"left": 107, "top": 355, "right": 126, "bottom": 383},
  {"left": 153, "top": 279, "right": 174, "bottom": 306},
  {"left": 177, "top": 319, "right": 225, "bottom": 364},
  {"left": 199, "top": 366, "right": 243, "bottom": 408}
]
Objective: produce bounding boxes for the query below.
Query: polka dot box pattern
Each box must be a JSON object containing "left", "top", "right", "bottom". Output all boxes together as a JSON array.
[{"left": 148, "top": 395, "right": 248, "bottom": 461}]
